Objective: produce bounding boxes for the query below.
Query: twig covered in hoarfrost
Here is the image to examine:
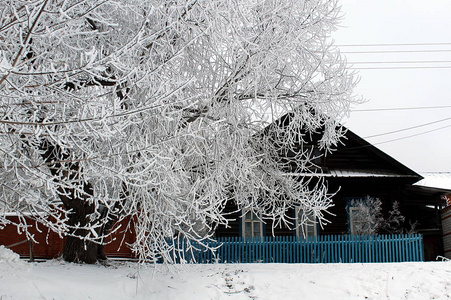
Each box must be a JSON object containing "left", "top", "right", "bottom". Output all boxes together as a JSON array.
[{"left": 0, "top": 0, "right": 360, "bottom": 263}]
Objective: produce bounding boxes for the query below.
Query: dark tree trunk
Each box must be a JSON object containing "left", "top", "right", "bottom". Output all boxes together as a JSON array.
[
  {"left": 62, "top": 209, "right": 116, "bottom": 263},
  {"left": 39, "top": 140, "right": 118, "bottom": 264},
  {"left": 64, "top": 235, "right": 99, "bottom": 264},
  {"left": 62, "top": 196, "right": 100, "bottom": 264},
  {"left": 62, "top": 198, "right": 118, "bottom": 263}
]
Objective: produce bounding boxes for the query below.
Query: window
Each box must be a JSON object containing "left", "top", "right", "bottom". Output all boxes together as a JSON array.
[
  {"left": 242, "top": 210, "right": 263, "bottom": 238},
  {"left": 349, "top": 206, "right": 372, "bottom": 235},
  {"left": 347, "top": 197, "right": 381, "bottom": 235},
  {"left": 295, "top": 207, "right": 317, "bottom": 238}
]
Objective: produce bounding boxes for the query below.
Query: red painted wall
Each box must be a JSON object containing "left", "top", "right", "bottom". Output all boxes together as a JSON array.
[{"left": 0, "top": 216, "right": 135, "bottom": 259}]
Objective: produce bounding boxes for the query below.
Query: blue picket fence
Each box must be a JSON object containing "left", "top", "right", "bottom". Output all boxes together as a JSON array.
[{"left": 170, "top": 234, "right": 424, "bottom": 264}]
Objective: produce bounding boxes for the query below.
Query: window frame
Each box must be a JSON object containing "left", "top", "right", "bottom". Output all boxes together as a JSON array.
[
  {"left": 349, "top": 206, "right": 368, "bottom": 235},
  {"left": 347, "top": 197, "right": 373, "bottom": 235},
  {"left": 241, "top": 209, "right": 264, "bottom": 238},
  {"left": 295, "top": 206, "right": 318, "bottom": 238}
]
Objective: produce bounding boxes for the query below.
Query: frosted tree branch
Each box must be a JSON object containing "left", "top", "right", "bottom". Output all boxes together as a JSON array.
[{"left": 0, "top": 0, "right": 360, "bottom": 263}]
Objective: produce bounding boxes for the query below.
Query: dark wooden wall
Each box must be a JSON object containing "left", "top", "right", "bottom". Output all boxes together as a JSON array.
[{"left": 215, "top": 177, "right": 414, "bottom": 237}]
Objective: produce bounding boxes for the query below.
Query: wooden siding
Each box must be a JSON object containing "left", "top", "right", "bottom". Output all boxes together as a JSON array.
[
  {"left": 216, "top": 177, "right": 411, "bottom": 238},
  {"left": 441, "top": 206, "right": 451, "bottom": 259},
  {"left": 0, "top": 216, "right": 135, "bottom": 259}
]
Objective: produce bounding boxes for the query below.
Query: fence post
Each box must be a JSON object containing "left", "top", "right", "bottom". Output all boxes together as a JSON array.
[
  {"left": 29, "top": 240, "right": 34, "bottom": 262},
  {"left": 409, "top": 234, "right": 414, "bottom": 261},
  {"left": 418, "top": 234, "right": 421, "bottom": 261},
  {"left": 419, "top": 234, "right": 425, "bottom": 262},
  {"left": 386, "top": 235, "right": 390, "bottom": 262}
]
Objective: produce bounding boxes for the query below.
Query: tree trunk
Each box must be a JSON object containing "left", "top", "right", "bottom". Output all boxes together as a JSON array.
[
  {"left": 63, "top": 235, "right": 99, "bottom": 264},
  {"left": 38, "top": 140, "right": 121, "bottom": 264},
  {"left": 62, "top": 224, "right": 110, "bottom": 264},
  {"left": 60, "top": 194, "right": 100, "bottom": 264},
  {"left": 62, "top": 214, "right": 115, "bottom": 264},
  {"left": 62, "top": 201, "right": 115, "bottom": 264}
]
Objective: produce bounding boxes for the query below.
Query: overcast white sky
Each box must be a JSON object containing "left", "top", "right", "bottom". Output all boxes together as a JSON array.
[{"left": 333, "top": 0, "right": 451, "bottom": 173}]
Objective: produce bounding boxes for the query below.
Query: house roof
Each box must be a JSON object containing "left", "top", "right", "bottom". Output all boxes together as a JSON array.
[
  {"left": 329, "top": 168, "right": 419, "bottom": 178},
  {"left": 265, "top": 110, "right": 423, "bottom": 183},
  {"left": 415, "top": 173, "right": 451, "bottom": 191},
  {"left": 281, "top": 169, "right": 419, "bottom": 178},
  {"left": 336, "top": 128, "right": 422, "bottom": 181},
  {"left": 407, "top": 173, "right": 451, "bottom": 205},
  {"left": 315, "top": 127, "right": 421, "bottom": 182}
]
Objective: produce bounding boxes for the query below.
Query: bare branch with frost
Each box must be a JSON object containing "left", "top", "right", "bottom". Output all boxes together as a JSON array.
[{"left": 0, "top": 0, "right": 359, "bottom": 263}]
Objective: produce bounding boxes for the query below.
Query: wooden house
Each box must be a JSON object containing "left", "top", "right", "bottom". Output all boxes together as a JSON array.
[{"left": 215, "top": 113, "right": 447, "bottom": 260}]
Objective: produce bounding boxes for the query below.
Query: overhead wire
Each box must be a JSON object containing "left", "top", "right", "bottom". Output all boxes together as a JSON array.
[
  {"left": 342, "top": 49, "right": 451, "bottom": 54},
  {"left": 336, "top": 42, "right": 451, "bottom": 47},
  {"left": 4, "top": 41, "right": 450, "bottom": 165},
  {"left": 7, "top": 115, "right": 450, "bottom": 167},
  {"left": 343, "top": 123, "right": 451, "bottom": 151},
  {"left": 362, "top": 116, "right": 451, "bottom": 139},
  {"left": 349, "top": 107, "right": 451, "bottom": 146},
  {"left": 349, "top": 66, "right": 451, "bottom": 70},
  {"left": 352, "top": 105, "right": 451, "bottom": 112},
  {"left": 349, "top": 60, "right": 451, "bottom": 64},
  {"left": 337, "top": 42, "right": 451, "bottom": 68},
  {"left": 370, "top": 123, "right": 451, "bottom": 146},
  {"left": 337, "top": 42, "right": 451, "bottom": 54},
  {"left": 338, "top": 42, "right": 451, "bottom": 145}
]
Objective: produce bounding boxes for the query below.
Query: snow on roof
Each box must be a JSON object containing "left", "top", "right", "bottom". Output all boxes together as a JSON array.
[
  {"left": 281, "top": 169, "right": 418, "bottom": 178},
  {"left": 328, "top": 169, "right": 417, "bottom": 178},
  {"left": 415, "top": 172, "right": 451, "bottom": 191}
]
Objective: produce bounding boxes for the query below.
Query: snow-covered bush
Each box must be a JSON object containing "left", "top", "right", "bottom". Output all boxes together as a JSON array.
[{"left": 348, "top": 196, "right": 412, "bottom": 235}]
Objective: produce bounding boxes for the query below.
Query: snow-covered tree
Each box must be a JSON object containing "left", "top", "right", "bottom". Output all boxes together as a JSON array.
[
  {"left": 0, "top": 0, "right": 358, "bottom": 263},
  {"left": 384, "top": 201, "right": 406, "bottom": 234},
  {"left": 348, "top": 197, "right": 410, "bottom": 235},
  {"left": 348, "top": 197, "right": 384, "bottom": 235}
]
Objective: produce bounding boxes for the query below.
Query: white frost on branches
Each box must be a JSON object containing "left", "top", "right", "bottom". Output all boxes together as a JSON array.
[
  {"left": 0, "top": 0, "right": 359, "bottom": 262},
  {"left": 348, "top": 197, "right": 410, "bottom": 235}
]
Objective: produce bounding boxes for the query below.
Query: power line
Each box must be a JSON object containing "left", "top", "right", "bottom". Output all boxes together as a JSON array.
[
  {"left": 349, "top": 66, "right": 451, "bottom": 70},
  {"left": 349, "top": 60, "right": 451, "bottom": 64},
  {"left": 371, "top": 123, "right": 451, "bottom": 146},
  {"left": 346, "top": 123, "right": 451, "bottom": 151},
  {"left": 363, "top": 117, "right": 451, "bottom": 139},
  {"left": 352, "top": 105, "right": 451, "bottom": 112},
  {"left": 5, "top": 121, "right": 449, "bottom": 169},
  {"left": 337, "top": 42, "right": 451, "bottom": 47},
  {"left": 342, "top": 49, "right": 451, "bottom": 54}
]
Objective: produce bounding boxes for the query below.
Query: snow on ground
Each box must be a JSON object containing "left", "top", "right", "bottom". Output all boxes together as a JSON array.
[{"left": 1, "top": 246, "right": 451, "bottom": 300}]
